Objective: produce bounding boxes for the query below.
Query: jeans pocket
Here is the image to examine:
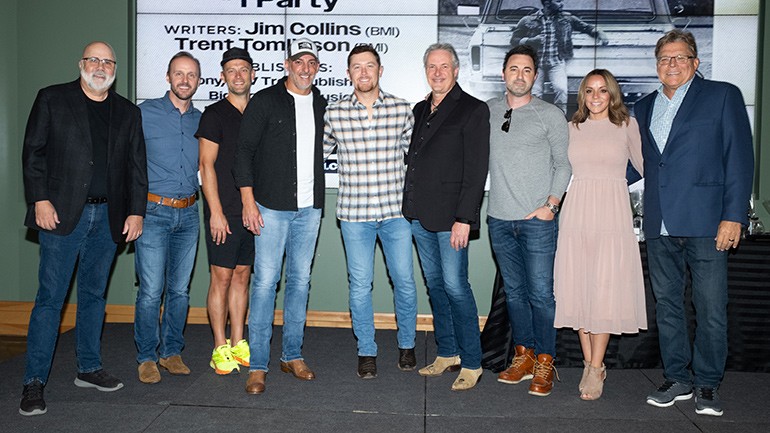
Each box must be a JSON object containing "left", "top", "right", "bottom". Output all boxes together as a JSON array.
[{"left": 146, "top": 202, "right": 162, "bottom": 213}]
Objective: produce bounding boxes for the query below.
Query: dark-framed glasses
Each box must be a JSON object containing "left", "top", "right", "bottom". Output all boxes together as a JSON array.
[
  {"left": 656, "top": 55, "right": 694, "bottom": 66},
  {"left": 82, "top": 57, "right": 117, "bottom": 68},
  {"left": 501, "top": 108, "right": 512, "bottom": 133}
]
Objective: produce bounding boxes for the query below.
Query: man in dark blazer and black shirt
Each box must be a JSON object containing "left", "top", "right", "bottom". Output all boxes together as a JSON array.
[
  {"left": 403, "top": 43, "right": 490, "bottom": 391},
  {"left": 20, "top": 41, "right": 147, "bottom": 416}
]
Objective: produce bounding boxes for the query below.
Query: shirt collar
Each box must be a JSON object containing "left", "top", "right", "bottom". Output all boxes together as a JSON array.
[
  {"left": 160, "top": 91, "right": 196, "bottom": 114},
  {"left": 657, "top": 76, "right": 695, "bottom": 103},
  {"left": 350, "top": 89, "right": 385, "bottom": 108}
]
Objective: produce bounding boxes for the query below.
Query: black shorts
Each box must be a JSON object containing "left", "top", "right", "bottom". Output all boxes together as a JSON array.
[{"left": 204, "top": 217, "right": 255, "bottom": 269}]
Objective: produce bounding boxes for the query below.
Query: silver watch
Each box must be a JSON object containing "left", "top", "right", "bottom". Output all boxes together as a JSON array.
[{"left": 544, "top": 202, "right": 560, "bottom": 214}]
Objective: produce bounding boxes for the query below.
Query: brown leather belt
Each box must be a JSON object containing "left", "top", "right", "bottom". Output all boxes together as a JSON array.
[{"left": 147, "top": 192, "right": 196, "bottom": 209}]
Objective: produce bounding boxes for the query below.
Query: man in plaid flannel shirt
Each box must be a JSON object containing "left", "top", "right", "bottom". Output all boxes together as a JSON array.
[{"left": 323, "top": 45, "right": 418, "bottom": 380}]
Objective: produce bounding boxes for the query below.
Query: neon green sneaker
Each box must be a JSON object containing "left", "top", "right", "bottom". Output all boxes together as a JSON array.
[
  {"left": 230, "top": 339, "right": 251, "bottom": 367},
  {"left": 210, "top": 344, "right": 239, "bottom": 375}
]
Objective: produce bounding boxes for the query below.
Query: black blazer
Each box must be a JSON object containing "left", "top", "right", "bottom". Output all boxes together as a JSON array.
[
  {"left": 22, "top": 80, "right": 148, "bottom": 242},
  {"left": 402, "top": 84, "right": 490, "bottom": 232}
]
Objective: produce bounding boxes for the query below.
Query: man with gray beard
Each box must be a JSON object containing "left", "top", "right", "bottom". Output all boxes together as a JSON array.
[{"left": 20, "top": 41, "right": 148, "bottom": 416}]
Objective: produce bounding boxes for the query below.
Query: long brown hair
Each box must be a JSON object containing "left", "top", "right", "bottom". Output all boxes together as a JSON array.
[{"left": 571, "top": 69, "right": 629, "bottom": 128}]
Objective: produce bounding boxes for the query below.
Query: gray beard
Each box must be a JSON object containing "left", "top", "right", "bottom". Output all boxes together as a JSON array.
[{"left": 80, "top": 68, "right": 115, "bottom": 92}]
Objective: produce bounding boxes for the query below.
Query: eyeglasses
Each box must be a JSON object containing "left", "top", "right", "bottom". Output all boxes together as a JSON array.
[
  {"left": 82, "top": 57, "right": 117, "bottom": 68},
  {"left": 501, "top": 108, "right": 512, "bottom": 133},
  {"left": 656, "top": 55, "right": 694, "bottom": 66}
]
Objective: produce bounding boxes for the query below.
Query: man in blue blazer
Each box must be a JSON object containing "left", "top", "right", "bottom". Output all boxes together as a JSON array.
[
  {"left": 635, "top": 30, "right": 754, "bottom": 417},
  {"left": 20, "top": 41, "right": 148, "bottom": 416}
]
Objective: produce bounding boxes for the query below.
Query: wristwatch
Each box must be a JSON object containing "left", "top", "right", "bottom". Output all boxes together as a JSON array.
[{"left": 544, "top": 201, "right": 560, "bottom": 214}]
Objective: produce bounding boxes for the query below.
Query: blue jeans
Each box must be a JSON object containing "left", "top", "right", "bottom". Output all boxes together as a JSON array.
[
  {"left": 411, "top": 220, "right": 481, "bottom": 369},
  {"left": 24, "top": 203, "right": 116, "bottom": 385},
  {"left": 341, "top": 218, "right": 417, "bottom": 356},
  {"left": 534, "top": 59, "right": 568, "bottom": 113},
  {"left": 488, "top": 216, "right": 557, "bottom": 357},
  {"left": 248, "top": 204, "right": 321, "bottom": 372},
  {"left": 646, "top": 236, "right": 728, "bottom": 388},
  {"left": 134, "top": 202, "right": 199, "bottom": 363}
]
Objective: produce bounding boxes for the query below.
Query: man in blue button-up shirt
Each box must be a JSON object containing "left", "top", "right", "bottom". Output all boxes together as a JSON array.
[
  {"left": 636, "top": 30, "right": 753, "bottom": 417},
  {"left": 134, "top": 51, "right": 202, "bottom": 384}
]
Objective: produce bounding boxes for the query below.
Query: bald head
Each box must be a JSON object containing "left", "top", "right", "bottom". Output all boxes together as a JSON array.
[
  {"left": 79, "top": 41, "right": 117, "bottom": 97},
  {"left": 82, "top": 41, "right": 116, "bottom": 60}
]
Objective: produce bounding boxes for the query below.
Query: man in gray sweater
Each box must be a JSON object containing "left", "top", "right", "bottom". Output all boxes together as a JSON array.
[{"left": 486, "top": 45, "right": 570, "bottom": 397}]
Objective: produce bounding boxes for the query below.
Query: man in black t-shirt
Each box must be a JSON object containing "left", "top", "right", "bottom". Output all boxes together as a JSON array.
[{"left": 195, "top": 48, "right": 256, "bottom": 376}]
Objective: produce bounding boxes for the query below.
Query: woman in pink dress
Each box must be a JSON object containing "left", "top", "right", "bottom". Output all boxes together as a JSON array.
[{"left": 553, "top": 69, "right": 646, "bottom": 400}]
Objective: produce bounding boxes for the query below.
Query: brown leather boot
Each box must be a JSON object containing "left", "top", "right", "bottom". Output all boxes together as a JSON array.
[
  {"left": 497, "top": 346, "right": 535, "bottom": 384},
  {"left": 280, "top": 359, "right": 316, "bottom": 381},
  {"left": 245, "top": 370, "right": 266, "bottom": 394},
  {"left": 528, "top": 354, "right": 557, "bottom": 396}
]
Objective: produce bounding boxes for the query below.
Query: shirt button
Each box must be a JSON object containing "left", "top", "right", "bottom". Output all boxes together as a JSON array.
[{"left": 88, "top": 161, "right": 94, "bottom": 166}]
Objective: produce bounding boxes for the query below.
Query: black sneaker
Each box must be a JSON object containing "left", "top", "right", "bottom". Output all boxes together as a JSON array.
[
  {"left": 646, "top": 380, "right": 693, "bottom": 407},
  {"left": 19, "top": 380, "right": 46, "bottom": 416},
  {"left": 357, "top": 356, "right": 377, "bottom": 379},
  {"left": 695, "top": 386, "right": 723, "bottom": 417},
  {"left": 74, "top": 369, "right": 124, "bottom": 392},
  {"left": 398, "top": 348, "right": 416, "bottom": 371}
]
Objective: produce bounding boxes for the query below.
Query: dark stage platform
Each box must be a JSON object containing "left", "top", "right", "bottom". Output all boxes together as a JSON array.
[{"left": 1, "top": 324, "right": 768, "bottom": 432}]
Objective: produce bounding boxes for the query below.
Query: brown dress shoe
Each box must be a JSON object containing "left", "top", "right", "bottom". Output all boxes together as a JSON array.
[
  {"left": 528, "top": 353, "right": 558, "bottom": 396},
  {"left": 159, "top": 355, "right": 191, "bottom": 375},
  {"left": 280, "top": 359, "right": 315, "bottom": 380},
  {"left": 497, "top": 346, "right": 535, "bottom": 384},
  {"left": 138, "top": 361, "right": 161, "bottom": 384},
  {"left": 245, "top": 371, "right": 266, "bottom": 394}
]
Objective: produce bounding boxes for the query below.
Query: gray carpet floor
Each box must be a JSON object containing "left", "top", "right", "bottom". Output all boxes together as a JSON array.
[{"left": 1, "top": 323, "right": 768, "bottom": 432}]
